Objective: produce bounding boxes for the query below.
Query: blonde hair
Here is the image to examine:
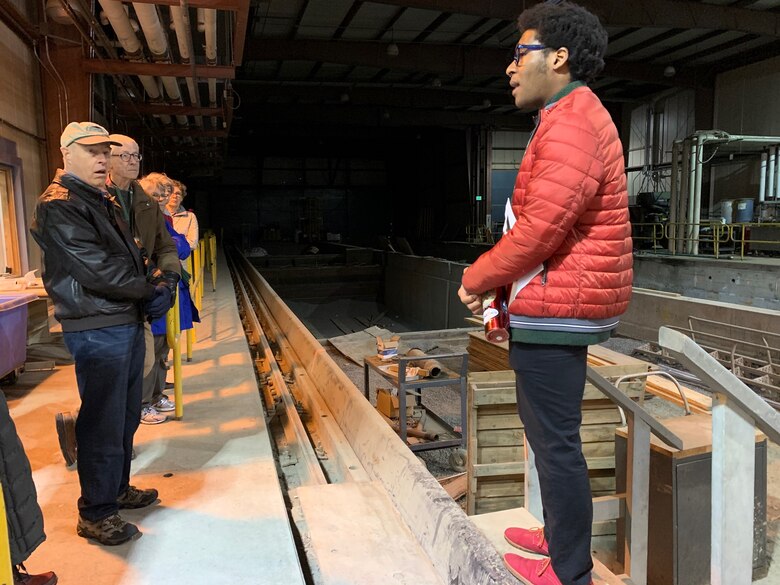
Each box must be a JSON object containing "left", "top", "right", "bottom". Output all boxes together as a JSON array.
[{"left": 138, "top": 172, "right": 172, "bottom": 198}]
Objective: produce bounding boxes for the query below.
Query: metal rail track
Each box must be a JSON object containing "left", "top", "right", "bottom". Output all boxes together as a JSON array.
[
  {"left": 226, "top": 248, "right": 514, "bottom": 585},
  {"left": 229, "top": 251, "right": 366, "bottom": 487}
]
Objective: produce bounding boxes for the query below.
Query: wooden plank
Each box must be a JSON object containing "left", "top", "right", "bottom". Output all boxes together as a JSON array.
[
  {"left": 473, "top": 457, "right": 615, "bottom": 478},
  {"left": 293, "top": 482, "right": 443, "bottom": 584},
  {"left": 438, "top": 473, "right": 468, "bottom": 500}
]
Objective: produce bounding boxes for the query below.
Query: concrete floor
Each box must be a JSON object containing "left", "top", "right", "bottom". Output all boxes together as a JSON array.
[{"left": 3, "top": 256, "right": 305, "bottom": 585}]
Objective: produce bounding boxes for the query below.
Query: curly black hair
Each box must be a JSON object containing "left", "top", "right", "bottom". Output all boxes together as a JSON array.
[{"left": 517, "top": 1, "right": 608, "bottom": 84}]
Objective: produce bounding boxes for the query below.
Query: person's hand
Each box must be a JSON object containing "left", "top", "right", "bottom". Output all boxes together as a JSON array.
[
  {"left": 161, "top": 270, "right": 180, "bottom": 303},
  {"left": 144, "top": 285, "right": 173, "bottom": 321},
  {"left": 458, "top": 284, "right": 482, "bottom": 315}
]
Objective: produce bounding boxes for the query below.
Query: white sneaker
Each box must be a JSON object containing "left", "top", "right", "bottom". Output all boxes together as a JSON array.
[
  {"left": 152, "top": 395, "right": 176, "bottom": 412},
  {"left": 140, "top": 405, "right": 167, "bottom": 425}
]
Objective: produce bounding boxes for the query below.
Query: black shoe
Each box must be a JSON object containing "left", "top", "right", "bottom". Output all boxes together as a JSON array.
[
  {"left": 13, "top": 565, "right": 57, "bottom": 585},
  {"left": 117, "top": 485, "right": 159, "bottom": 509},
  {"left": 77, "top": 513, "right": 140, "bottom": 545},
  {"left": 55, "top": 411, "right": 77, "bottom": 466}
]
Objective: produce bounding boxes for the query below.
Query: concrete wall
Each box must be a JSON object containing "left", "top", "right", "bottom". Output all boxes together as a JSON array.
[
  {"left": 383, "top": 253, "right": 472, "bottom": 330},
  {"left": 0, "top": 21, "right": 47, "bottom": 273},
  {"left": 633, "top": 255, "right": 780, "bottom": 309}
]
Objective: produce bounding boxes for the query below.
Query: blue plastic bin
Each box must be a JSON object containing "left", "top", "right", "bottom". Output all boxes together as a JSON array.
[{"left": 0, "top": 293, "right": 38, "bottom": 380}]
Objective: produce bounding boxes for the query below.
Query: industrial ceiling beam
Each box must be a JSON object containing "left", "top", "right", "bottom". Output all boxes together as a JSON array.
[
  {"left": 233, "top": 82, "right": 511, "bottom": 108},
  {"left": 366, "top": 0, "right": 780, "bottom": 38},
  {"left": 138, "top": 128, "right": 229, "bottom": 137},
  {"left": 232, "top": 0, "right": 251, "bottom": 65},
  {"left": 117, "top": 103, "right": 224, "bottom": 116},
  {"left": 243, "top": 38, "right": 709, "bottom": 88},
  {"left": 82, "top": 59, "right": 235, "bottom": 79},
  {"left": 121, "top": 0, "right": 242, "bottom": 9},
  {"left": 234, "top": 103, "right": 533, "bottom": 129}
]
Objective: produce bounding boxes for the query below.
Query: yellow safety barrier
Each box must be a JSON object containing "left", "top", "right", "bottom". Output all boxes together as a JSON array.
[
  {"left": 185, "top": 253, "right": 195, "bottom": 362},
  {"left": 165, "top": 291, "right": 183, "bottom": 420},
  {"left": 208, "top": 232, "right": 217, "bottom": 291},
  {"left": 1, "top": 482, "right": 13, "bottom": 585},
  {"left": 197, "top": 239, "right": 205, "bottom": 309}
]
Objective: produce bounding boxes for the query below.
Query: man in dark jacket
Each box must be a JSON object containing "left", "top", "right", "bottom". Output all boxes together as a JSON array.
[
  {"left": 53, "top": 132, "right": 182, "bottom": 460},
  {"left": 30, "top": 122, "right": 173, "bottom": 546},
  {"left": 0, "top": 392, "right": 56, "bottom": 585}
]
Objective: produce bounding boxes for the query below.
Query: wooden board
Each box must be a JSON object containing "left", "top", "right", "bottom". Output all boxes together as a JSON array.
[{"left": 293, "top": 482, "right": 443, "bottom": 585}]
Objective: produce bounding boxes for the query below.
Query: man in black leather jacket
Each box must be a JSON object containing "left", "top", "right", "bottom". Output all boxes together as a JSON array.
[{"left": 30, "top": 122, "right": 172, "bottom": 546}]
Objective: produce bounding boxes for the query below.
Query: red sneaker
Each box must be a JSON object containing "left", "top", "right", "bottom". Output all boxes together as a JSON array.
[
  {"left": 504, "top": 555, "right": 562, "bottom": 585},
  {"left": 504, "top": 526, "right": 550, "bottom": 556}
]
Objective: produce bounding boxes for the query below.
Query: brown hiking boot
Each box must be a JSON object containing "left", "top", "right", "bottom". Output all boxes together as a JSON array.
[
  {"left": 117, "top": 485, "right": 159, "bottom": 509},
  {"left": 77, "top": 513, "right": 140, "bottom": 546},
  {"left": 54, "top": 411, "right": 77, "bottom": 466}
]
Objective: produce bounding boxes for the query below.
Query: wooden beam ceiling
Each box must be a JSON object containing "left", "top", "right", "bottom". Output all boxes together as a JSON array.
[
  {"left": 365, "top": 0, "right": 780, "bottom": 38},
  {"left": 243, "top": 38, "right": 710, "bottom": 88},
  {"left": 82, "top": 59, "right": 236, "bottom": 79}
]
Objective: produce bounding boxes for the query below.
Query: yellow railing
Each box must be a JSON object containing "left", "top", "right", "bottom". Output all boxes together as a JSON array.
[
  {"left": 165, "top": 233, "right": 217, "bottom": 419},
  {"left": 166, "top": 290, "right": 183, "bottom": 420},
  {"left": 633, "top": 220, "right": 780, "bottom": 258},
  {"left": 1, "top": 482, "right": 13, "bottom": 585},
  {"left": 206, "top": 231, "right": 217, "bottom": 291}
]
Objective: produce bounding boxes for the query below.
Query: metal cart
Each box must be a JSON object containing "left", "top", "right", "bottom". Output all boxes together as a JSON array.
[{"left": 363, "top": 351, "right": 468, "bottom": 471}]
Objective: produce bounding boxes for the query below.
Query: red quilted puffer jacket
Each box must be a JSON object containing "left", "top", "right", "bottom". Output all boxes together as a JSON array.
[{"left": 462, "top": 85, "right": 633, "bottom": 321}]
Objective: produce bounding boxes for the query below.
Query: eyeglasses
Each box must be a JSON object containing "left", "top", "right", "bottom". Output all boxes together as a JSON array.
[
  {"left": 513, "top": 43, "right": 547, "bottom": 64},
  {"left": 151, "top": 191, "right": 169, "bottom": 200},
  {"left": 111, "top": 153, "right": 143, "bottom": 162}
]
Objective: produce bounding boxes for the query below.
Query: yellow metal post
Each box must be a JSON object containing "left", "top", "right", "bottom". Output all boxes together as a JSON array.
[
  {"left": 193, "top": 243, "right": 202, "bottom": 311},
  {"left": 185, "top": 254, "right": 195, "bottom": 361},
  {"left": 166, "top": 292, "right": 183, "bottom": 420},
  {"left": 0, "top": 482, "right": 14, "bottom": 585},
  {"left": 198, "top": 239, "right": 205, "bottom": 308},
  {"left": 209, "top": 232, "right": 217, "bottom": 291}
]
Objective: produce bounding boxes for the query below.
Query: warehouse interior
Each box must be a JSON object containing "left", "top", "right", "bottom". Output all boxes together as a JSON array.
[{"left": 1, "top": 1, "right": 780, "bottom": 584}]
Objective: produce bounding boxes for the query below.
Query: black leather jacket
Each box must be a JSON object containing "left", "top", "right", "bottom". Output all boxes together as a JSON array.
[{"left": 30, "top": 170, "right": 156, "bottom": 332}]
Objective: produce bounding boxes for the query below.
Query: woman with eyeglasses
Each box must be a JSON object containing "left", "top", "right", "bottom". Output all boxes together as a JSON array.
[
  {"left": 166, "top": 180, "right": 199, "bottom": 251},
  {"left": 135, "top": 173, "right": 199, "bottom": 427}
]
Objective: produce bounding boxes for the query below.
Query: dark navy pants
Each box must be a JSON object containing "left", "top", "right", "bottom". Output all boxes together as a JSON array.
[
  {"left": 64, "top": 323, "right": 144, "bottom": 521},
  {"left": 509, "top": 342, "right": 593, "bottom": 585}
]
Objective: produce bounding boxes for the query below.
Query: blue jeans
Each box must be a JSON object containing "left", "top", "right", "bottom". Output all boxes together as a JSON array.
[
  {"left": 509, "top": 342, "right": 592, "bottom": 585},
  {"left": 64, "top": 323, "right": 144, "bottom": 521}
]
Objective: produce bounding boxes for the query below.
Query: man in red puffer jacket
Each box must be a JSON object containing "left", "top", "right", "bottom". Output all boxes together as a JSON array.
[{"left": 458, "top": 3, "right": 632, "bottom": 585}]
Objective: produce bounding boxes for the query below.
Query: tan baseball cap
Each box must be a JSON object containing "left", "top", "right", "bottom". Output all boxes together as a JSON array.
[{"left": 60, "top": 122, "right": 122, "bottom": 147}]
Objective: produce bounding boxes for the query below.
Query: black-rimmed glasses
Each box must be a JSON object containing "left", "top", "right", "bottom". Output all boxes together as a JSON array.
[
  {"left": 513, "top": 43, "right": 547, "bottom": 64},
  {"left": 111, "top": 153, "right": 143, "bottom": 162}
]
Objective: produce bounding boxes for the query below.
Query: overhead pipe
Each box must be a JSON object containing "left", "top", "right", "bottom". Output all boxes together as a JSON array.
[
  {"left": 133, "top": 2, "right": 188, "bottom": 126},
  {"left": 774, "top": 145, "right": 780, "bottom": 200},
  {"left": 692, "top": 133, "right": 704, "bottom": 255},
  {"left": 204, "top": 8, "right": 218, "bottom": 128},
  {"left": 170, "top": 6, "right": 203, "bottom": 127},
  {"left": 759, "top": 151, "right": 767, "bottom": 203},
  {"left": 768, "top": 147, "right": 776, "bottom": 202},
  {"left": 97, "top": 0, "right": 172, "bottom": 125},
  {"left": 686, "top": 139, "right": 697, "bottom": 254},
  {"left": 669, "top": 140, "right": 680, "bottom": 254}
]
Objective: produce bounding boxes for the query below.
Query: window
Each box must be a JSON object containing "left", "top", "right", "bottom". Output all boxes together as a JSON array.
[{"left": 0, "top": 166, "right": 21, "bottom": 275}]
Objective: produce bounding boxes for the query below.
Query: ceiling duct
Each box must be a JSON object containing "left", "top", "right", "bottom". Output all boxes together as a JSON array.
[
  {"left": 170, "top": 5, "right": 203, "bottom": 127},
  {"left": 204, "top": 8, "right": 218, "bottom": 128},
  {"left": 97, "top": 0, "right": 172, "bottom": 125},
  {"left": 132, "top": 2, "right": 188, "bottom": 126}
]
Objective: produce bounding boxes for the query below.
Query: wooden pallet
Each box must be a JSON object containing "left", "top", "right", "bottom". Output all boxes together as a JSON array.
[{"left": 466, "top": 368, "right": 648, "bottom": 527}]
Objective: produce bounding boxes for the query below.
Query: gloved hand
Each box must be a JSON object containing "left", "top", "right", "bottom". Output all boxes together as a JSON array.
[
  {"left": 161, "top": 270, "right": 181, "bottom": 303},
  {"left": 144, "top": 285, "right": 173, "bottom": 322}
]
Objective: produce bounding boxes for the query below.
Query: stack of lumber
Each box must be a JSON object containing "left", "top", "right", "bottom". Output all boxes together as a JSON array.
[
  {"left": 466, "top": 367, "right": 644, "bottom": 526},
  {"left": 468, "top": 331, "right": 712, "bottom": 413}
]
